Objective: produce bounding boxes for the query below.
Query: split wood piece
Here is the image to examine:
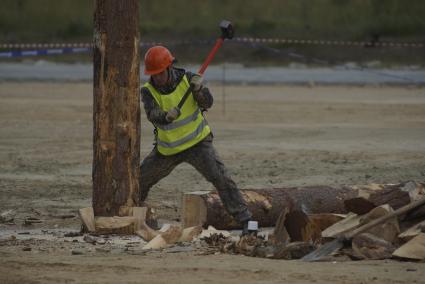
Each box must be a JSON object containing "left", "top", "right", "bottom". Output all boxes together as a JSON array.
[
  {"left": 322, "top": 205, "right": 400, "bottom": 243},
  {"left": 118, "top": 206, "right": 133, "bottom": 217},
  {"left": 271, "top": 209, "right": 337, "bottom": 245},
  {"left": 284, "top": 210, "right": 321, "bottom": 243},
  {"left": 303, "top": 197, "right": 425, "bottom": 262},
  {"left": 120, "top": 206, "right": 158, "bottom": 229},
  {"left": 392, "top": 233, "right": 425, "bottom": 260},
  {"left": 142, "top": 224, "right": 183, "bottom": 250},
  {"left": 405, "top": 182, "right": 425, "bottom": 220},
  {"left": 358, "top": 204, "right": 400, "bottom": 244},
  {"left": 160, "top": 224, "right": 183, "bottom": 244},
  {"left": 142, "top": 234, "right": 168, "bottom": 250},
  {"left": 132, "top": 207, "right": 159, "bottom": 241},
  {"left": 132, "top": 207, "right": 147, "bottom": 231},
  {"left": 398, "top": 220, "right": 425, "bottom": 241},
  {"left": 136, "top": 223, "right": 159, "bottom": 241},
  {"left": 182, "top": 191, "right": 208, "bottom": 228},
  {"left": 79, "top": 207, "right": 96, "bottom": 233},
  {"left": 271, "top": 208, "right": 290, "bottom": 245},
  {"left": 321, "top": 213, "right": 361, "bottom": 238},
  {"left": 308, "top": 213, "right": 346, "bottom": 233},
  {"left": 95, "top": 216, "right": 136, "bottom": 235},
  {"left": 182, "top": 186, "right": 357, "bottom": 229},
  {"left": 344, "top": 181, "right": 424, "bottom": 215},
  {"left": 178, "top": 226, "right": 203, "bottom": 242},
  {"left": 352, "top": 233, "right": 396, "bottom": 260}
]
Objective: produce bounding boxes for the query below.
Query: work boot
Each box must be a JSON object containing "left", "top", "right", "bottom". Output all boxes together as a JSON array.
[
  {"left": 241, "top": 220, "right": 258, "bottom": 236},
  {"left": 241, "top": 221, "right": 250, "bottom": 236}
]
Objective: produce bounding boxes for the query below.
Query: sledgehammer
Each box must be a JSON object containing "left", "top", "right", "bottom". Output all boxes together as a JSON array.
[{"left": 177, "top": 20, "right": 234, "bottom": 110}]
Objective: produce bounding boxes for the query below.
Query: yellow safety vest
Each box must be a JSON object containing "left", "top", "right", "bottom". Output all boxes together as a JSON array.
[{"left": 143, "top": 75, "right": 211, "bottom": 156}]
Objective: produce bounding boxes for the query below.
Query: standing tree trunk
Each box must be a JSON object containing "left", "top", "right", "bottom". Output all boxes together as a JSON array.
[{"left": 93, "top": 0, "right": 140, "bottom": 216}]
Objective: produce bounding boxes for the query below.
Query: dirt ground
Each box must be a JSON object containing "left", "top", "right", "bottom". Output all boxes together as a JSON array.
[{"left": 1, "top": 82, "right": 425, "bottom": 283}]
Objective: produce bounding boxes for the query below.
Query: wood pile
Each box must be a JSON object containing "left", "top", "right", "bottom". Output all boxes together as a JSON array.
[
  {"left": 183, "top": 181, "right": 425, "bottom": 261},
  {"left": 78, "top": 181, "right": 425, "bottom": 261}
]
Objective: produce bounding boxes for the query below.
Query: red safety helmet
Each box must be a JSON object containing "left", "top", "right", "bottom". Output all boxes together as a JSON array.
[{"left": 144, "top": 46, "right": 175, "bottom": 75}]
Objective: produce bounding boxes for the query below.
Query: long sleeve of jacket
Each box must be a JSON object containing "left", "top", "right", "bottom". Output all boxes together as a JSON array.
[
  {"left": 185, "top": 71, "right": 214, "bottom": 110},
  {"left": 140, "top": 87, "right": 169, "bottom": 125}
]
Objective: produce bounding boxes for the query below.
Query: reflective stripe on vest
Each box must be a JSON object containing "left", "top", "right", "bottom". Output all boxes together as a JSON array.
[
  {"left": 143, "top": 75, "right": 211, "bottom": 155},
  {"left": 157, "top": 119, "right": 207, "bottom": 148},
  {"left": 156, "top": 108, "right": 200, "bottom": 131}
]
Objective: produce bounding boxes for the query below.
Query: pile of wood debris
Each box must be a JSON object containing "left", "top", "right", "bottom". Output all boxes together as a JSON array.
[{"left": 78, "top": 181, "right": 425, "bottom": 261}]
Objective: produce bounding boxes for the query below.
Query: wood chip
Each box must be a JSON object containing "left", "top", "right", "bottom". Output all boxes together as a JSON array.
[{"left": 393, "top": 233, "right": 425, "bottom": 260}]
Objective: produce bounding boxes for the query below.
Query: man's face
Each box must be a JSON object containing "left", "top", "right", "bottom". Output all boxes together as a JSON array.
[{"left": 152, "top": 68, "right": 169, "bottom": 87}]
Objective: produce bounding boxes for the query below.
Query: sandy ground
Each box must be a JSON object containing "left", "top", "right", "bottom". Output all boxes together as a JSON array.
[{"left": 0, "top": 82, "right": 425, "bottom": 283}]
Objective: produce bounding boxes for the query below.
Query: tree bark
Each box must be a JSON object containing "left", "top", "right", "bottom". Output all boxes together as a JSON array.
[
  {"left": 344, "top": 182, "right": 424, "bottom": 216},
  {"left": 93, "top": 0, "right": 140, "bottom": 216},
  {"left": 182, "top": 186, "right": 358, "bottom": 229}
]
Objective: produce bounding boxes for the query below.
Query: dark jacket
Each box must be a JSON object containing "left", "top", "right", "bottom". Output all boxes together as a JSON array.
[{"left": 140, "top": 67, "right": 213, "bottom": 125}]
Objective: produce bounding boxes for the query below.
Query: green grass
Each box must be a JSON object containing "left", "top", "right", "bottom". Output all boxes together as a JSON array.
[{"left": 1, "top": 0, "right": 424, "bottom": 42}]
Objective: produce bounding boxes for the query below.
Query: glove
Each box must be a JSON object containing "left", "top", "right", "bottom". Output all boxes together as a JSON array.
[
  {"left": 165, "top": 107, "right": 181, "bottom": 122},
  {"left": 190, "top": 74, "right": 203, "bottom": 92}
]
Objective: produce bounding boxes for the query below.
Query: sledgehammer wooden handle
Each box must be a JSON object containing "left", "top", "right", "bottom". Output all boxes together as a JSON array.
[
  {"left": 177, "top": 20, "right": 233, "bottom": 110},
  {"left": 177, "top": 38, "right": 224, "bottom": 110}
]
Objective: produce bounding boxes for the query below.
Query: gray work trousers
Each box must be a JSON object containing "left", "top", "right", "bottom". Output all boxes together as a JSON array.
[{"left": 139, "top": 135, "right": 252, "bottom": 224}]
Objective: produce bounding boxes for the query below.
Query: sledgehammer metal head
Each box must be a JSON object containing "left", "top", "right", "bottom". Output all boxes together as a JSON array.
[
  {"left": 178, "top": 19, "right": 234, "bottom": 109},
  {"left": 220, "top": 20, "right": 234, "bottom": 39}
]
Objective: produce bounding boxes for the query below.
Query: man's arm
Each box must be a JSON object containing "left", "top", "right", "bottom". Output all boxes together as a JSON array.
[{"left": 140, "top": 87, "right": 169, "bottom": 125}]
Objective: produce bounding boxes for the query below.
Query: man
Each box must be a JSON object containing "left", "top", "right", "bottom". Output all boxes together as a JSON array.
[{"left": 140, "top": 45, "right": 252, "bottom": 233}]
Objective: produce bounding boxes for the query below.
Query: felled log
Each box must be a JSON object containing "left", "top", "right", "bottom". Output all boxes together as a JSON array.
[
  {"left": 182, "top": 186, "right": 358, "bottom": 229},
  {"left": 344, "top": 181, "right": 425, "bottom": 216}
]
